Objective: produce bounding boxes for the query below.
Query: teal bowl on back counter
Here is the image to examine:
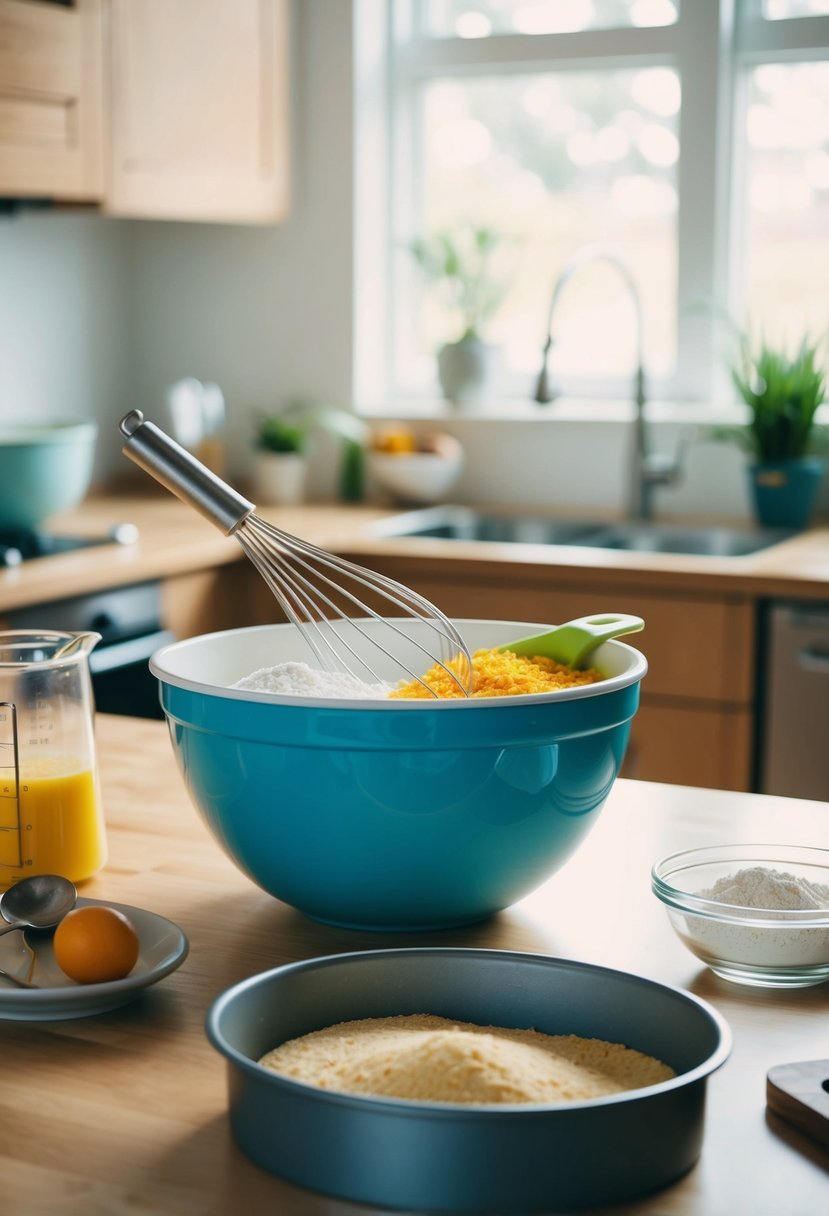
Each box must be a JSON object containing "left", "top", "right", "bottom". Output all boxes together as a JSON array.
[
  {"left": 0, "top": 419, "right": 97, "bottom": 531},
  {"left": 150, "top": 619, "right": 647, "bottom": 930}
]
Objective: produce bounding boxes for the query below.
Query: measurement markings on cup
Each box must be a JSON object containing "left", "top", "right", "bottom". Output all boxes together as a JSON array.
[{"left": 0, "top": 703, "right": 24, "bottom": 870}]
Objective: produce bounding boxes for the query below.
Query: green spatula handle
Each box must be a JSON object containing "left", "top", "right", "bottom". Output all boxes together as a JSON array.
[{"left": 499, "top": 613, "right": 645, "bottom": 667}]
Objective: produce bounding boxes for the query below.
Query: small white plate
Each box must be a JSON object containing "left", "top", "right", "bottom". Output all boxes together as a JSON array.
[{"left": 0, "top": 897, "right": 189, "bottom": 1021}]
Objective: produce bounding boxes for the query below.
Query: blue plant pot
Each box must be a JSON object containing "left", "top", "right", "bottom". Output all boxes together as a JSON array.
[{"left": 749, "top": 457, "right": 825, "bottom": 529}]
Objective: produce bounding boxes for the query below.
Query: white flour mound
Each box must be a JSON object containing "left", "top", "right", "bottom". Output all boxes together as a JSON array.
[
  {"left": 683, "top": 864, "right": 829, "bottom": 969},
  {"left": 699, "top": 866, "right": 829, "bottom": 910},
  {"left": 233, "top": 661, "right": 393, "bottom": 699}
]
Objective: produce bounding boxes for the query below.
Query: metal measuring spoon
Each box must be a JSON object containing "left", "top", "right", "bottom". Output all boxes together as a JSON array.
[{"left": 0, "top": 874, "right": 78, "bottom": 937}]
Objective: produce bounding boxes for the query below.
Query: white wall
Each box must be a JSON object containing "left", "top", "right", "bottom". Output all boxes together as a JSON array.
[{"left": 0, "top": 211, "right": 131, "bottom": 480}]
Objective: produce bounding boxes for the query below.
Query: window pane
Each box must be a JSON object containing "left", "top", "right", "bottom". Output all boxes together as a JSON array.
[
  {"left": 762, "top": 2, "right": 829, "bottom": 18},
  {"left": 742, "top": 62, "right": 829, "bottom": 347},
  {"left": 425, "top": 0, "right": 678, "bottom": 38},
  {"left": 396, "top": 69, "right": 678, "bottom": 388}
]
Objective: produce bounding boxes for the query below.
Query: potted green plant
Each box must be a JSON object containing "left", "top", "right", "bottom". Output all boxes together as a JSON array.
[
  {"left": 410, "top": 224, "right": 510, "bottom": 404},
  {"left": 252, "top": 415, "right": 308, "bottom": 506},
  {"left": 719, "top": 331, "right": 828, "bottom": 529}
]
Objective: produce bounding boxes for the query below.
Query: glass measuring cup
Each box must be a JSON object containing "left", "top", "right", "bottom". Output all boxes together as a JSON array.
[{"left": 0, "top": 631, "right": 107, "bottom": 889}]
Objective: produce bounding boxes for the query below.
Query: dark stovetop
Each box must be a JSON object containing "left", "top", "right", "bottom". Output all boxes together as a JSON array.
[{"left": 0, "top": 523, "right": 139, "bottom": 568}]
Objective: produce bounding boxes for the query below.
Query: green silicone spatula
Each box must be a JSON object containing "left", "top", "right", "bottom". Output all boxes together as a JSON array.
[{"left": 498, "top": 613, "right": 644, "bottom": 668}]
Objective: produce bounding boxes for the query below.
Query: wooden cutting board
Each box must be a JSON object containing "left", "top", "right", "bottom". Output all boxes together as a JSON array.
[{"left": 767, "top": 1060, "right": 829, "bottom": 1149}]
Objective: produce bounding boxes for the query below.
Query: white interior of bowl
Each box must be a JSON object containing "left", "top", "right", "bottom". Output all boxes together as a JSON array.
[{"left": 150, "top": 618, "right": 648, "bottom": 709}]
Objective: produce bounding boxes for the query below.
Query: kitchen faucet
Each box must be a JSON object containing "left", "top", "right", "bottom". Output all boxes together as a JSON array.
[{"left": 533, "top": 246, "right": 683, "bottom": 522}]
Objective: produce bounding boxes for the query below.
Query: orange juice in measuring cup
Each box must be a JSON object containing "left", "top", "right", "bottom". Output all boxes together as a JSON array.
[{"left": 0, "top": 632, "right": 107, "bottom": 889}]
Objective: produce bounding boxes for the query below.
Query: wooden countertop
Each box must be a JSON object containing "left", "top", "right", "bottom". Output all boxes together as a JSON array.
[
  {"left": 3, "top": 713, "right": 827, "bottom": 1214},
  {"left": 0, "top": 494, "right": 397, "bottom": 613},
  {"left": 2, "top": 491, "right": 829, "bottom": 612}
]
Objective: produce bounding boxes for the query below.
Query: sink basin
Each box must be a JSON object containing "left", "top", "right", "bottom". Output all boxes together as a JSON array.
[
  {"left": 369, "top": 506, "right": 795, "bottom": 557},
  {"left": 577, "top": 522, "right": 795, "bottom": 557},
  {"left": 370, "top": 506, "right": 600, "bottom": 546}
]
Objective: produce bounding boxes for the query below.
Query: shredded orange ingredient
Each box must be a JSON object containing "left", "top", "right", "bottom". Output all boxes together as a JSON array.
[{"left": 389, "top": 647, "right": 604, "bottom": 699}]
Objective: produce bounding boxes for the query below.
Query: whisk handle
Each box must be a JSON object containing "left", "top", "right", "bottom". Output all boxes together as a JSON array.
[{"left": 120, "top": 410, "right": 254, "bottom": 536}]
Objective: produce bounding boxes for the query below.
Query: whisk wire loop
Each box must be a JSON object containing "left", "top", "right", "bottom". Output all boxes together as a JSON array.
[
  {"left": 237, "top": 516, "right": 471, "bottom": 696},
  {"left": 119, "top": 411, "right": 473, "bottom": 698}
]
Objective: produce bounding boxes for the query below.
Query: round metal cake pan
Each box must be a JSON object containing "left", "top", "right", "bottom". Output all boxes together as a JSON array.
[{"left": 206, "top": 948, "right": 731, "bottom": 1213}]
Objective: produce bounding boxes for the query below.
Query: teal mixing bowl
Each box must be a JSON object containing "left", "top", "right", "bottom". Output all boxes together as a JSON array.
[
  {"left": 0, "top": 420, "right": 97, "bottom": 531},
  {"left": 150, "top": 619, "right": 647, "bottom": 930}
]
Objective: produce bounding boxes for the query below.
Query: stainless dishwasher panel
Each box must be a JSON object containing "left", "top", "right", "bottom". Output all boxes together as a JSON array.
[{"left": 761, "top": 602, "right": 829, "bottom": 800}]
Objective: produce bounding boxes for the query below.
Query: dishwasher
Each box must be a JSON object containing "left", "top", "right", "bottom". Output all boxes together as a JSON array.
[{"left": 760, "top": 602, "right": 829, "bottom": 801}]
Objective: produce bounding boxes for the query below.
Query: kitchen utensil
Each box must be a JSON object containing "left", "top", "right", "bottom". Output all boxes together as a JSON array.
[
  {"left": 652, "top": 844, "right": 829, "bottom": 987},
  {"left": 150, "top": 617, "right": 647, "bottom": 929},
  {"left": 0, "top": 420, "right": 97, "bottom": 531},
  {"left": 166, "top": 378, "right": 226, "bottom": 475},
  {"left": 499, "top": 612, "right": 645, "bottom": 667},
  {"left": 119, "top": 410, "right": 472, "bottom": 696},
  {"left": 0, "top": 873, "right": 77, "bottom": 937},
  {"left": 767, "top": 1059, "right": 829, "bottom": 1150},
  {"left": 207, "top": 947, "right": 730, "bottom": 1213},
  {"left": 0, "top": 897, "right": 189, "bottom": 1020},
  {"left": 0, "top": 631, "right": 107, "bottom": 889}
]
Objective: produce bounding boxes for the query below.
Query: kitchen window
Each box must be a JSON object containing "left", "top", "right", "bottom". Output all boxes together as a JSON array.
[{"left": 354, "top": 0, "right": 829, "bottom": 408}]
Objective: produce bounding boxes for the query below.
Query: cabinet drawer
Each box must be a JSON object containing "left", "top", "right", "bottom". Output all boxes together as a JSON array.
[
  {"left": 0, "top": 0, "right": 102, "bottom": 197},
  {"left": 624, "top": 701, "right": 753, "bottom": 791}
]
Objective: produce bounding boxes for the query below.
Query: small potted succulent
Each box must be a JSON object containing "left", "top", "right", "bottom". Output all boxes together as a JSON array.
[
  {"left": 411, "top": 224, "right": 510, "bottom": 405},
  {"left": 252, "top": 415, "right": 308, "bottom": 506},
  {"left": 718, "top": 330, "right": 828, "bottom": 529}
]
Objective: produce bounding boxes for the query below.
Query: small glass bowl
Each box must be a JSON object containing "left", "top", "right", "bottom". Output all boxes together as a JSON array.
[{"left": 651, "top": 844, "right": 829, "bottom": 988}]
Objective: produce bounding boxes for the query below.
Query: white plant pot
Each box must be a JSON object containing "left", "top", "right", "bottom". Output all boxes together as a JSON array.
[
  {"left": 437, "top": 337, "right": 498, "bottom": 405},
  {"left": 252, "top": 452, "right": 307, "bottom": 506}
]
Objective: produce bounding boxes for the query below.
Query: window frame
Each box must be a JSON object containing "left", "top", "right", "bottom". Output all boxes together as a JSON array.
[{"left": 353, "top": 0, "right": 829, "bottom": 412}]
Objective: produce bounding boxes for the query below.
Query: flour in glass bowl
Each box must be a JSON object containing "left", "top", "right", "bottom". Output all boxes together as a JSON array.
[
  {"left": 233, "top": 661, "right": 394, "bottom": 699},
  {"left": 699, "top": 866, "right": 829, "bottom": 911},
  {"left": 684, "top": 865, "right": 829, "bottom": 968}
]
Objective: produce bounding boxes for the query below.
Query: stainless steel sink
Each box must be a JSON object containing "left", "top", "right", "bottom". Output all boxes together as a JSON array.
[
  {"left": 369, "top": 506, "right": 795, "bottom": 557},
  {"left": 575, "top": 522, "right": 794, "bottom": 557}
]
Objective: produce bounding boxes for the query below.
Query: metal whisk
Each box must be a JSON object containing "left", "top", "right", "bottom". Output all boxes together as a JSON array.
[{"left": 119, "top": 411, "right": 471, "bottom": 696}]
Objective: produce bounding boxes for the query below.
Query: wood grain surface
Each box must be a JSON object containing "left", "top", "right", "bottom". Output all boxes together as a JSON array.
[
  {"left": 2, "top": 714, "right": 828, "bottom": 1215},
  {"left": 767, "top": 1060, "right": 829, "bottom": 1149}
]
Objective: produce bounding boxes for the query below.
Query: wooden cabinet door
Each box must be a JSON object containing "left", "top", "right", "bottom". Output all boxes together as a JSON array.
[
  {"left": 104, "top": 0, "right": 290, "bottom": 223},
  {"left": 0, "top": 0, "right": 103, "bottom": 199},
  {"left": 622, "top": 702, "right": 753, "bottom": 791}
]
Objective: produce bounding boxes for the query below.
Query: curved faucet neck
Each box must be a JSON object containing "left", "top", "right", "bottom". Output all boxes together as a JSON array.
[
  {"left": 539, "top": 246, "right": 644, "bottom": 371},
  {"left": 534, "top": 247, "right": 665, "bottom": 522}
]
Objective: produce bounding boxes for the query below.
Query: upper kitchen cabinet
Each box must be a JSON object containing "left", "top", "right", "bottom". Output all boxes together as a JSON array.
[
  {"left": 104, "top": 0, "right": 290, "bottom": 224},
  {"left": 0, "top": 0, "right": 103, "bottom": 199}
]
